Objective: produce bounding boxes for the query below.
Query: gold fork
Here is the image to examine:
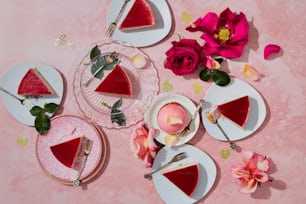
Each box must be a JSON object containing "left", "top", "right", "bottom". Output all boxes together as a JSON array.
[
  {"left": 73, "top": 139, "right": 93, "bottom": 187},
  {"left": 105, "top": 0, "right": 131, "bottom": 37},
  {"left": 177, "top": 99, "right": 205, "bottom": 137},
  {"left": 82, "top": 51, "right": 119, "bottom": 87}
]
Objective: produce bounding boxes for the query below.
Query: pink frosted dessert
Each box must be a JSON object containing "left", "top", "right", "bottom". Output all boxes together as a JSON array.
[{"left": 157, "top": 103, "right": 188, "bottom": 134}]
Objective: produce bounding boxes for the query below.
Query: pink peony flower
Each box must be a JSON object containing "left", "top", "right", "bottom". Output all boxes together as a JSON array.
[
  {"left": 164, "top": 38, "right": 206, "bottom": 75},
  {"left": 130, "top": 125, "right": 157, "bottom": 168},
  {"left": 231, "top": 150, "right": 271, "bottom": 193},
  {"left": 186, "top": 8, "right": 249, "bottom": 59}
]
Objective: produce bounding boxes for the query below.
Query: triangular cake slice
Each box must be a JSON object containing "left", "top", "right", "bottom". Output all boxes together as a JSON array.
[
  {"left": 95, "top": 64, "right": 132, "bottom": 96},
  {"left": 217, "top": 95, "right": 250, "bottom": 128},
  {"left": 119, "top": 0, "right": 156, "bottom": 31},
  {"left": 162, "top": 162, "right": 199, "bottom": 197},
  {"left": 50, "top": 136, "right": 88, "bottom": 169},
  {"left": 18, "top": 67, "right": 55, "bottom": 96}
]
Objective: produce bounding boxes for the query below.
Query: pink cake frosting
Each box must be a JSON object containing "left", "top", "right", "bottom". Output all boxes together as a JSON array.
[{"left": 157, "top": 103, "right": 188, "bottom": 134}]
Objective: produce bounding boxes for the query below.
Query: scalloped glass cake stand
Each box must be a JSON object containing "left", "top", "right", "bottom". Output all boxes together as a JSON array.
[{"left": 73, "top": 40, "right": 159, "bottom": 129}]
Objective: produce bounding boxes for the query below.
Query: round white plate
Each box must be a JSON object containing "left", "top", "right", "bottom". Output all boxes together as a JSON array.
[
  {"left": 201, "top": 78, "right": 266, "bottom": 141},
  {"left": 0, "top": 62, "right": 64, "bottom": 126},
  {"left": 152, "top": 144, "right": 217, "bottom": 204},
  {"left": 145, "top": 93, "right": 200, "bottom": 146},
  {"left": 106, "top": 0, "right": 172, "bottom": 47}
]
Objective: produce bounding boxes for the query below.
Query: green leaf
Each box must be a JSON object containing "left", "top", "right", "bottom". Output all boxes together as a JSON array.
[
  {"left": 90, "top": 45, "right": 101, "bottom": 61},
  {"left": 44, "top": 103, "right": 59, "bottom": 113},
  {"left": 199, "top": 69, "right": 211, "bottom": 81},
  {"left": 112, "top": 98, "right": 123, "bottom": 110},
  {"left": 91, "top": 56, "right": 105, "bottom": 79},
  {"left": 211, "top": 70, "right": 231, "bottom": 86},
  {"left": 35, "top": 113, "right": 51, "bottom": 135},
  {"left": 111, "top": 110, "right": 126, "bottom": 126},
  {"left": 30, "top": 106, "right": 43, "bottom": 116}
]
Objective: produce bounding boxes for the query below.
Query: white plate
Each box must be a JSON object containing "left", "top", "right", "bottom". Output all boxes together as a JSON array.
[
  {"left": 145, "top": 93, "right": 200, "bottom": 146},
  {"left": 152, "top": 144, "right": 217, "bottom": 204},
  {"left": 0, "top": 62, "right": 64, "bottom": 126},
  {"left": 106, "top": 0, "right": 172, "bottom": 47},
  {"left": 201, "top": 78, "right": 266, "bottom": 141}
]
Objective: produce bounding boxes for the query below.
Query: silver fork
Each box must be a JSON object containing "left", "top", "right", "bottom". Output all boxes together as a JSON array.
[
  {"left": 105, "top": 0, "right": 131, "bottom": 37},
  {"left": 177, "top": 99, "right": 205, "bottom": 137},
  {"left": 0, "top": 86, "right": 33, "bottom": 108},
  {"left": 82, "top": 51, "right": 119, "bottom": 87},
  {"left": 206, "top": 112, "right": 240, "bottom": 152},
  {"left": 144, "top": 152, "right": 187, "bottom": 179},
  {"left": 73, "top": 139, "right": 93, "bottom": 187}
]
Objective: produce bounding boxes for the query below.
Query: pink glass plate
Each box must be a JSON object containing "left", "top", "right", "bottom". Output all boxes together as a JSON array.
[
  {"left": 36, "top": 115, "right": 103, "bottom": 184},
  {"left": 73, "top": 40, "right": 159, "bottom": 129}
]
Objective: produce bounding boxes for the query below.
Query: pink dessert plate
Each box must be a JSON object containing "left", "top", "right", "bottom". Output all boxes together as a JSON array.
[
  {"left": 36, "top": 115, "right": 107, "bottom": 185},
  {"left": 73, "top": 40, "right": 159, "bottom": 129}
]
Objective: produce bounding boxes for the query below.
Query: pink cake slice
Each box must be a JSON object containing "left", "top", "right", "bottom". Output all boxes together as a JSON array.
[
  {"left": 119, "top": 0, "right": 156, "bottom": 31},
  {"left": 17, "top": 68, "right": 55, "bottom": 96},
  {"left": 95, "top": 64, "right": 133, "bottom": 96},
  {"left": 162, "top": 162, "right": 200, "bottom": 197}
]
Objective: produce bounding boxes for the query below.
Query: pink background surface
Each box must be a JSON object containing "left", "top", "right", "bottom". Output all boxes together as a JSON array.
[{"left": 0, "top": 0, "right": 305, "bottom": 203}]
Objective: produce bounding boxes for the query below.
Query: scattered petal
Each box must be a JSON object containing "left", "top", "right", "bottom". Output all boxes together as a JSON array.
[
  {"left": 192, "top": 83, "right": 203, "bottom": 94},
  {"left": 243, "top": 64, "right": 262, "bottom": 81},
  {"left": 220, "top": 149, "right": 231, "bottom": 159},
  {"left": 164, "top": 134, "right": 179, "bottom": 147},
  {"left": 162, "top": 80, "right": 173, "bottom": 92},
  {"left": 264, "top": 44, "right": 281, "bottom": 60},
  {"left": 16, "top": 136, "right": 28, "bottom": 147},
  {"left": 131, "top": 54, "right": 147, "bottom": 68},
  {"left": 181, "top": 12, "right": 193, "bottom": 23}
]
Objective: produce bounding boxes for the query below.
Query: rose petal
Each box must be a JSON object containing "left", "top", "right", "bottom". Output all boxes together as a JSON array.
[
  {"left": 243, "top": 64, "right": 261, "bottom": 81},
  {"left": 264, "top": 44, "right": 281, "bottom": 59},
  {"left": 147, "top": 127, "right": 157, "bottom": 151}
]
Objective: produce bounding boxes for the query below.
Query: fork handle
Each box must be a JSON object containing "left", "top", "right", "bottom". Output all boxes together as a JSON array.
[
  {"left": 113, "top": 0, "right": 130, "bottom": 24},
  {"left": 144, "top": 161, "right": 172, "bottom": 179}
]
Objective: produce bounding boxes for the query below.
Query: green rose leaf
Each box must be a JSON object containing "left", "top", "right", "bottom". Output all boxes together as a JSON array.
[
  {"left": 199, "top": 69, "right": 211, "bottom": 81},
  {"left": 30, "top": 106, "right": 43, "bottom": 116},
  {"left": 35, "top": 113, "right": 51, "bottom": 135},
  {"left": 90, "top": 45, "right": 101, "bottom": 61},
  {"left": 112, "top": 98, "right": 123, "bottom": 110},
  {"left": 111, "top": 110, "right": 126, "bottom": 126},
  {"left": 44, "top": 103, "right": 59, "bottom": 113},
  {"left": 211, "top": 70, "right": 231, "bottom": 86}
]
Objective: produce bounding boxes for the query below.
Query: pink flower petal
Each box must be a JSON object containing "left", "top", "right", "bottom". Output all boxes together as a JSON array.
[
  {"left": 243, "top": 64, "right": 261, "bottom": 81},
  {"left": 239, "top": 178, "right": 258, "bottom": 194},
  {"left": 264, "top": 44, "right": 281, "bottom": 59},
  {"left": 253, "top": 169, "right": 269, "bottom": 183},
  {"left": 231, "top": 165, "right": 250, "bottom": 179},
  {"left": 147, "top": 127, "right": 157, "bottom": 151}
]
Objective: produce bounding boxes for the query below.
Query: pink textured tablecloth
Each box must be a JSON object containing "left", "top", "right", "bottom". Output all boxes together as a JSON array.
[{"left": 0, "top": 0, "right": 305, "bottom": 203}]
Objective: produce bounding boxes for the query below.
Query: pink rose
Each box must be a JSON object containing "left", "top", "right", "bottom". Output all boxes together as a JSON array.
[
  {"left": 186, "top": 8, "right": 249, "bottom": 59},
  {"left": 164, "top": 39, "right": 205, "bottom": 75},
  {"left": 231, "top": 150, "right": 271, "bottom": 193},
  {"left": 130, "top": 125, "right": 157, "bottom": 168}
]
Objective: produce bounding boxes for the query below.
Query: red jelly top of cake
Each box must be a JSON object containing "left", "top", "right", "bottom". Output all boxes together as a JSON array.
[
  {"left": 50, "top": 136, "right": 84, "bottom": 169},
  {"left": 17, "top": 68, "right": 55, "bottom": 95},
  {"left": 119, "top": 0, "right": 156, "bottom": 31},
  {"left": 95, "top": 64, "right": 132, "bottom": 96},
  {"left": 162, "top": 162, "right": 199, "bottom": 197},
  {"left": 217, "top": 95, "right": 250, "bottom": 127}
]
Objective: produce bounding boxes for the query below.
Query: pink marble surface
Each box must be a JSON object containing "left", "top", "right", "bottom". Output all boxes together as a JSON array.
[{"left": 0, "top": 0, "right": 305, "bottom": 203}]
